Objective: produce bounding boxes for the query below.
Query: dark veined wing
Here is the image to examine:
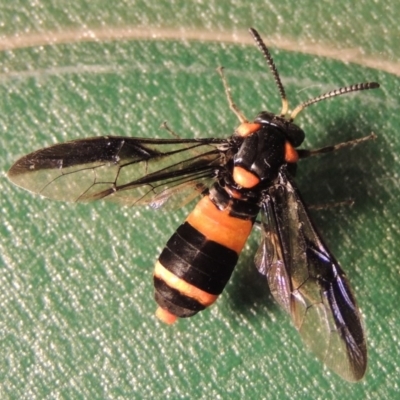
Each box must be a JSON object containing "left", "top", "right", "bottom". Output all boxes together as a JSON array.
[
  {"left": 254, "top": 169, "right": 367, "bottom": 382},
  {"left": 8, "top": 136, "right": 229, "bottom": 208}
]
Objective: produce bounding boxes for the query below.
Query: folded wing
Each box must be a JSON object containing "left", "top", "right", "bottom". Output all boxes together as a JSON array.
[{"left": 255, "top": 170, "right": 367, "bottom": 381}]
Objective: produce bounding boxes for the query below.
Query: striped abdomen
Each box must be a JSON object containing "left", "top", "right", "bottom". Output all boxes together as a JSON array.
[{"left": 154, "top": 190, "right": 258, "bottom": 324}]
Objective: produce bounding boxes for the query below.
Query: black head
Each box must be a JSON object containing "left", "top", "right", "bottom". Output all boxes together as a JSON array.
[{"left": 254, "top": 111, "right": 305, "bottom": 148}]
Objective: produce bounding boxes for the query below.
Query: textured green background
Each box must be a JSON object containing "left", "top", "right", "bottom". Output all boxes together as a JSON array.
[{"left": 1, "top": 1, "right": 399, "bottom": 399}]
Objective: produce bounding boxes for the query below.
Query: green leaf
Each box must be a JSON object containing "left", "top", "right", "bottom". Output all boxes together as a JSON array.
[{"left": 1, "top": 1, "right": 398, "bottom": 399}]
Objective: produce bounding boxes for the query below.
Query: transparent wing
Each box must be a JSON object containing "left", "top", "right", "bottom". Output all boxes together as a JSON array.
[
  {"left": 8, "top": 136, "right": 229, "bottom": 208},
  {"left": 254, "top": 170, "right": 367, "bottom": 382}
]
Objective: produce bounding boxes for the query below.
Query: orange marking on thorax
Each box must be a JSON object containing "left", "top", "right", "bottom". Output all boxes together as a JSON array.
[
  {"left": 284, "top": 141, "right": 299, "bottom": 163},
  {"left": 236, "top": 122, "right": 262, "bottom": 137},
  {"left": 225, "top": 187, "right": 243, "bottom": 199},
  {"left": 233, "top": 166, "right": 260, "bottom": 188},
  {"left": 185, "top": 196, "right": 253, "bottom": 254},
  {"left": 154, "top": 261, "right": 218, "bottom": 306}
]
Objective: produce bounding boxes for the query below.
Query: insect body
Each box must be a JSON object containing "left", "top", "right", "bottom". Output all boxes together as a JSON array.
[
  {"left": 8, "top": 28, "right": 379, "bottom": 381},
  {"left": 154, "top": 113, "right": 301, "bottom": 323}
]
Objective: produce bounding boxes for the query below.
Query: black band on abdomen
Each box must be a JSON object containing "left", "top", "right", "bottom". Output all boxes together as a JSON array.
[
  {"left": 154, "top": 276, "right": 205, "bottom": 318},
  {"left": 158, "top": 222, "right": 238, "bottom": 294}
]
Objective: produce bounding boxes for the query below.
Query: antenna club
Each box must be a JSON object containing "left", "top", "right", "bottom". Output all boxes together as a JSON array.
[{"left": 362, "top": 82, "right": 380, "bottom": 89}]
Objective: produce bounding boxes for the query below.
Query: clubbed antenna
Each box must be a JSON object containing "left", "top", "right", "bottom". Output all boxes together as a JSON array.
[
  {"left": 249, "top": 27, "right": 289, "bottom": 116},
  {"left": 290, "top": 82, "right": 380, "bottom": 120}
]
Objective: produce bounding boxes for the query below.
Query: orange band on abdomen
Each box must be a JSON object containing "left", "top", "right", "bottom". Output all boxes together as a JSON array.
[
  {"left": 185, "top": 196, "right": 253, "bottom": 254},
  {"left": 154, "top": 261, "right": 218, "bottom": 306}
]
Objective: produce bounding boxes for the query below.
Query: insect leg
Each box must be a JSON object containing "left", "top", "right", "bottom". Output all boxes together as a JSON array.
[
  {"left": 217, "top": 66, "right": 248, "bottom": 123},
  {"left": 307, "top": 199, "right": 354, "bottom": 210},
  {"left": 297, "top": 132, "right": 376, "bottom": 159},
  {"left": 160, "top": 121, "right": 182, "bottom": 139}
]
